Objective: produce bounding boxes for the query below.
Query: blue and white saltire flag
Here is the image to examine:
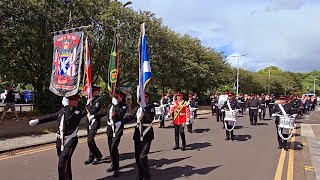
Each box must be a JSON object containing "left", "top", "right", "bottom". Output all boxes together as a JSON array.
[{"left": 137, "top": 23, "right": 151, "bottom": 108}]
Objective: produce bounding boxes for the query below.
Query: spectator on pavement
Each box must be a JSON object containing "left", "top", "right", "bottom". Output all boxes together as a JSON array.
[{"left": 1, "top": 84, "right": 19, "bottom": 122}]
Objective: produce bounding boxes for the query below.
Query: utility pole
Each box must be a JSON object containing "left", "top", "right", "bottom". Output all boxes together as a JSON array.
[
  {"left": 268, "top": 67, "right": 271, "bottom": 95},
  {"left": 230, "top": 54, "right": 247, "bottom": 96}
]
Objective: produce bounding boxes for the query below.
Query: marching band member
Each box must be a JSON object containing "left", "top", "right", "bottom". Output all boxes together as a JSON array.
[
  {"left": 91, "top": 90, "right": 127, "bottom": 177},
  {"left": 272, "top": 96, "right": 294, "bottom": 151},
  {"left": 187, "top": 93, "right": 197, "bottom": 133},
  {"left": 122, "top": 92, "right": 155, "bottom": 180},
  {"left": 159, "top": 93, "right": 170, "bottom": 128},
  {"left": 246, "top": 94, "right": 260, "bottom": 125},
  {"left": 166, "top": 92, "right": 190, "bottom": 151},
  {"left": 222, "top": 93, "right": 239, "bottom": 141},
  {"left": 29, "top": 94, "right": 82, "bottom": 180},
  {"left": 258, "top": 95, "right": 267, "bottom": 120},
  {"left": 84, "top": 86, "right": 103, "bottom": 165}
]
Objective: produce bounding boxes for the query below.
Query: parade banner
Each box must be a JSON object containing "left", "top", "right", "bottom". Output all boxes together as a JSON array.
[
  {"left": 107, "top": 33, "right": 120, "bottom": 96},
  {"left": 137, "top": 23, "right": 151, "bottom": 108},
  {"left": 49, "top": 30, "right": 84, "bottom": 97}
]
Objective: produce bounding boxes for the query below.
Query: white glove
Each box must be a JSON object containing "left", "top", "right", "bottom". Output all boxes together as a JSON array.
[
  {"left": 246, "top": 108, "right": 249, "bottom": 111},
  {"left": 258, "top": 109, "right": 262, "bottom": 113},
  {"left": 137, "top": 107, "right": 144, "bottom": 119},
  {"left": 29, "top": 119, "right": 39, "bottom": 126},
  {"left": 272, "top": 113, "right": 277, "bottom": 117},
  {"left": 112, "top": 97, "right": 118, "bottom": 106},
  {"left": 115, "top": 121, "right": 122, "bottom": 129},
  {"left": 62, "top": 97, "right": 69, "bottom": 106},
  {"left": 89, "top": 115, "right": 95, "bottom": 121}
]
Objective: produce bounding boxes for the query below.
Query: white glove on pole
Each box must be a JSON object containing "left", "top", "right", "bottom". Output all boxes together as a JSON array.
[
  {"left": 115, "top": 121, "right": 122, "bottom": 129},
  {"left": 137, "top": 107, "right": 144, "bottom": 120},
  {"left": 62, "top": 97, "right": 69, "bottom": 106},
  {"left": 29, "top": 119, "right": 39, "bottom": 126},
  {"left": 112, "top": 97, "right": 118, "bottom": 106},
  {"left": 89, "top": 115, "right": 95, "bottom": 121}
]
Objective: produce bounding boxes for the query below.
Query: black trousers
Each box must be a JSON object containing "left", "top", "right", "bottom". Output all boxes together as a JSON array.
[
  {"left": 225, "top": 124, "right": 234, "bottom": 138},
  {"left": 174, "top": 124, "right": 186, "bottom": 147},
  {"left": 216, "top": 108, "right": 225, "bottom": 122},
  {"left": 259, "top": 108, "right": 266, "bottom": 120},
  {"left": 187, "top": 123, "right": 193, "bottom": 133},
  {"left": 87, "top": 129, "right": 102, "bottom": 161},
  {"left": 56, "top": 137, "right": 78, "bottom": 180},
  {"left": 134, "top": 140, "right": 152, "bottom": 180},
  {"left": 241, "top": 105, "right": 245, "bottom": 115},
  {"left": 249, "top": 109, "right": 258, "bottom": 124},
  {"left": 276, "top": 125, "right": 288, "bottom": 148},
  {"left": 108, "top": 136, "right": 121, "bottom": 170},
  {"left": 268, "top": 107, "right": 274, "bottom": 117},
  {"left": 211, "top": 102, "right": 215, "bottom": 115}
]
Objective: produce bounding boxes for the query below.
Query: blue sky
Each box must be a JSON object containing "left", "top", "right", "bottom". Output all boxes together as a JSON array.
[{"left": 120, "top": 0, "right": 320, "bottom": 72}]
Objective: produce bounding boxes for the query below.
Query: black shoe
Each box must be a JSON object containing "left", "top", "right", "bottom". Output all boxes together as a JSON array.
[
  {"left": 136, "top": 176, "right": 143, "bottom": 180},
  {"left": 181, "top": 146, "right": 186, "bottom": 151},
  {"left": 231, "top": 137, "right": 234, "bottom": 141},
  {"left": 84, "top": 159, "right": 94, "bottom": 165},
  {"left": 92, "top": 157, "right": 102, "bottom": 165},
  {"left": 284, "top": 147, "right": 288, "bottom": 151},
  {"left": 250, "top": 122, "right": 253, "bottom": 125},
  {"left": 107, "top": 167, "right": 115, "bottom": 172},
  {"left": 254, "top": 123, "right": 257, "bottom": 126},
  {"left": 113, "top": 170, "right": 119, "bottom": 177},
  {"left": 278, "top": 146, "right": 282, "bottom": 149},
  {"left": 225, "top": 137, "right": 229, "bottom": 141},
  {"left": 172, "top": 146, "right": 179, "bottom": 150}
]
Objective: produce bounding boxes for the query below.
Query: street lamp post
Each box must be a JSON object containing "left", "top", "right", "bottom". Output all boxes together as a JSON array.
[{"left": 231, "top": 54, "right": 247, "bottom": 96}]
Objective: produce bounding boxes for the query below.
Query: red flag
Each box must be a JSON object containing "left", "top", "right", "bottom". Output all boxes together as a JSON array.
[{"left": 82, "top": 37, "right": 92, "bottom": 105}]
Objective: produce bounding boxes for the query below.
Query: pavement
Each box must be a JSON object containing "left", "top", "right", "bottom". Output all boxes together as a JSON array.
[
  {"left": 0, "top": 107, "right": 318, "bottom": 179},
  {"left": 300, "top": 107, "right": 320, "bottom": 180}
]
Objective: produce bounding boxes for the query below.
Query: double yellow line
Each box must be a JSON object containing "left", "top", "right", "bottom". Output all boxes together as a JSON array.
[
  {"left": 274, "top": 126, "right": 296, "bottom": 180},
  {"left": 0, "top": 133, "right": 106, "bottom": 161}
]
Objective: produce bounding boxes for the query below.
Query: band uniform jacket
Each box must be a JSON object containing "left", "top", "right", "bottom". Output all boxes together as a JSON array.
[
  {"left": 38, "top": 106, "right": 82, "bottom": 141},
  {"left": 95, "top": 102, "right": 128, "bottom": 137},
  {"left": 272, "top": 103, "right": 294, "bottom": 125},
  {"left": 168, "top": 100, "right": 190, "bottom": 125},
  {"left": 122, "top": 103, "right": 155, "bottom": 142},
  {"left": 222, "top": 99, "right": 239, "bottom": 110},
  {"left": 268, "top": 99, "right": 276, "bottom": 108},
  {"left": 259, "top": 99, "right": 267, "bottom": 110},
  {"left": 86, "top": 96, "right": 102, "bottom": 130},
  {"left": 246, "top": 98, "right": 260, "bottom": 109}
]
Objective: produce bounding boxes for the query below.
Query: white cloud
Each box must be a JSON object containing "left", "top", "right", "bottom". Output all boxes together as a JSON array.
[{"left": 124, "top": 0, "right": 320, "bottom": 72}]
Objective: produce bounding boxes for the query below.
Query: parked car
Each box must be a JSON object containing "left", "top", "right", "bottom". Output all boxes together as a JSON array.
[{"left": 23, "top": 90, "right": 33, "bottom": 103}]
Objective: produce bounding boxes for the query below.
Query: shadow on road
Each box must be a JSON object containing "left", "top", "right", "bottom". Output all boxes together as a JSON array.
[
  {"left": 197, "top": 117, "right": 208, "bottom": 120},
  {"left": 289, "top": 141, "right": 304, "bottom": 151},
  {"left": 185, "top": 142, "right": 212, "bottom": 151},
  {"left": 234, "top": 126, "right": 243, "bottom": 130},
  {"left": 263, "top": 118, "right": 273, "bottom": 121},
  {"left": 193, "top": 128, "right": 210, "bottom": 133},
  {"left": 234, "top": 134, "right": 252, "bottom": 141},
  {"left": 256, "top": 122, "right": 268, "bottom": 126},
  {"left": 97, "top": 157, "right": 221, "bottom": 180}
]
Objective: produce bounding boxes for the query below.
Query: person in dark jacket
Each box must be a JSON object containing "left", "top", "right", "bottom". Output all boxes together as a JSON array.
[
  {"left": 1, "top": 84, "right": 19, "bottom": 122},
  {"left": 187, "top": 93, "right": 197, "bottom": 133},
  {"left": 122, "top": 92, "right": 155, "bottom": 180},
  {"left": 258, "top": 95, "right": 267, "bottom": 120},
  {"left": 92, "top": 90, "right": 127, "bottom": 177},
  {"left": 222, "top": 93, "right": 240, "bottom": 141},
  {"left": 29, "top": 94, "right": 82, "bottom": 180},
  {"left": 246, "top": 94, "right": 260, "bottom": 125},
  {"left": 272, "top": 97, "right": 294, "bottom": 151},
  {"left": 84, "top": 86, "right": 103, "bottom": 165}
]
